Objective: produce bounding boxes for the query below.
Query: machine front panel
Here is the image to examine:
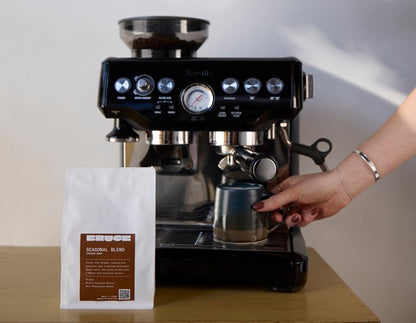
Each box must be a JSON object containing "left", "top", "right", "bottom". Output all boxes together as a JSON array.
[{"left": 98, "top": 58, "right": 304, "bottom": 131}]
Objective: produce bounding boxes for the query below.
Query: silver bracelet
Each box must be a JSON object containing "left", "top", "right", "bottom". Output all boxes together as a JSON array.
[{"left": 353, "top": 149, "right": 380, "bottom": 182}]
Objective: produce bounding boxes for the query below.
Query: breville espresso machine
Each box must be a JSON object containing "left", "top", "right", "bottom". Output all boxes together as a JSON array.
[{"left": 98, "top": 16, "right": 332, "bottom": 291}]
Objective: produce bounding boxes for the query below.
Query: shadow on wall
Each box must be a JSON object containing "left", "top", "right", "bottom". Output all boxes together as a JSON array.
[
  {"left": 202, "top": 1, "right": 414, "bottom": 103},
  {"left": 276, "top": 24, "right": 408, "bottom": 106},
  {"left": 298, "top": 68, "right": 416, "bottom": 323}
]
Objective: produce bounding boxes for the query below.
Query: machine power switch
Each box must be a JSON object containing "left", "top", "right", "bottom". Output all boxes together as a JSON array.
[{"left": 114, "top": 77, "right": 131, "bottom": 94}]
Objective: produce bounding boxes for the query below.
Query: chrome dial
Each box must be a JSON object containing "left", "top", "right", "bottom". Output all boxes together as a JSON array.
[
  {"left": 222, "top": 77, "right": 239, "bottom": 94},
  {"left": 157, "top": 77, "right": 175, "bottom": 94},
  {"left": 244, "top": 78, "right": 261, "bottom": 94},
  {"left": 135, "top": 74, "right": 155, "bottom": 95},
  {"left": 181, "top": 83, "right": 214, "bottom": 115},
  {"left": 114, "top": 77, "right": 131, "bottom": 94},
  {"left": 266, "top": 78, "right": 284, "bottom": 95}
]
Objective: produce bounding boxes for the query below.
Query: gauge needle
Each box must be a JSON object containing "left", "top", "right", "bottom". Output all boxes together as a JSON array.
[{"left": 191, "top": 94, "right": 203, "bottom": 107}]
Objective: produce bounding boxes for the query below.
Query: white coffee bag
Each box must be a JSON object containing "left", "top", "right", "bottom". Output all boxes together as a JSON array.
[{"left": 60, "top": 167, "right": 155, "bottom": 309}]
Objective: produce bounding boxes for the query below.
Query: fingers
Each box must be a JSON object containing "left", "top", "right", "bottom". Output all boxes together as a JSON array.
[
  {"left": 270, "top": 176, "right": 301, "bottom": 193},
  {"left": 253, "top": 186, "right": 299, "bottom": 212},
  {"left": 284, "top": 204, "right": 319, "bottom": 227},
  {"left": 270, "top": 211, "right": 284, "bottom": 223},
  {"left": 278, "top": 175, "right": 302, "bottom": 190},
  {"left": 270, "top": 203, "right": 319, "bottom": 227},
  {"left": 255, "top": 174, "right": 324, "bottom": 227},
  {"left": 271, "top": 210, "right": 306, "bottom": 227},
  {"left": 297, "top": 206, "right": 319, "bottom": 227},
  {"left": 285, "top": 212, "right": 302, "bottom": 226}
]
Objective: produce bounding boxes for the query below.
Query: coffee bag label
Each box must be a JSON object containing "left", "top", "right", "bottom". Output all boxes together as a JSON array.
[{"left": 79, "top": 233, "right": 135, "bottom": 301}]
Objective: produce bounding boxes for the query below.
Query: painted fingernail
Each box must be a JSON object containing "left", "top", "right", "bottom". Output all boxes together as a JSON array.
[
  {"left": 292, "top": 215, "right": 301, "bottom": 223},
  {"left": 252, "top": 201, "right": 265, "bottom": 210}
]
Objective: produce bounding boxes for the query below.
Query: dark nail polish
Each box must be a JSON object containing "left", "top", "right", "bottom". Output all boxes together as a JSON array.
[
  {"left": 252, "top": 201, "right": 265, "bottom": 210},
  {"left": 292, "top": 215, "right": 300, "bottom": 223}
]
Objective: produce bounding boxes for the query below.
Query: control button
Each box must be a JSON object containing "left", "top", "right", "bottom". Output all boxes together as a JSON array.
[
  {"left": 135, "top": 74, "right": 155, "bottom": 96},
  {"left": 266, "top": 78, "right": 284, "bottom": 95},
  {"left": 222, "top": 78, "right": 239, "bottom": 94},
  {"left": 244, "top": 78, "right": 261, "bottom": 94},
  {"left": 158, "top": 77, "right": 175, "bottom": 94},
  {"left": 114, "top": 78, "right": 131, "bottom": 94}
]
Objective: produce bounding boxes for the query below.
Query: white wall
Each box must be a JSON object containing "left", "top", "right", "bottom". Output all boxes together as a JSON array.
[{"left": 1, "top": 1, "right": 415, "bottom": 322}]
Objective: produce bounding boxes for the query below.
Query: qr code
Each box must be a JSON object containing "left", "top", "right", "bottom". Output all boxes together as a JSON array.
[{"left": 118, "top": 289, "right": 131, "bottom": 300}]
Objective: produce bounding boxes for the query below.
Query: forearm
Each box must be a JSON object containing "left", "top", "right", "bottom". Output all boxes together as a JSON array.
[
  {"left": 358, "top": 87, "right": 416, "bottom": 177},
  {"left": 336, "top": 87, "right": 416, "bottom": 199}
]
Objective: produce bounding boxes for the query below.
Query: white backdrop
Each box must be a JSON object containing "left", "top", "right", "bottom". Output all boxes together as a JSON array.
[{"left": 1, "top": 1, "right": 415, "bottom": 322}]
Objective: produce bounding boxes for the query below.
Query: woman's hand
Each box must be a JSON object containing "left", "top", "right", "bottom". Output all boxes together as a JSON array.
[{"left": 253, "top": 170, "right": 352, "bottom": 227}]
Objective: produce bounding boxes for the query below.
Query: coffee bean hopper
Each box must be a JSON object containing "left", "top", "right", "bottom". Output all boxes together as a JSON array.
[{"left": 98, "top": 16, "right": 332, "bottom": 291}]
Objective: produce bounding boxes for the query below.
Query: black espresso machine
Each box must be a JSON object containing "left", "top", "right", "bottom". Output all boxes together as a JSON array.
[{"left": 98, "top": 16, "right": 332, "bottom": 292}]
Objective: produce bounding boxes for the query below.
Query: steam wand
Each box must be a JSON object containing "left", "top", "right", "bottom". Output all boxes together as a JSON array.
[
  {"left": 277, "top": 122, "right": 332, "bottom": 172},
  {"left": 106, "top": 119, "right": 140, "bottom": 167}
]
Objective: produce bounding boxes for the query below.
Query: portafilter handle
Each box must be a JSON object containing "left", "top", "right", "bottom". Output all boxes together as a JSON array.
[{"left": 231, "top": 146, "right": 278, "bottom": 184}]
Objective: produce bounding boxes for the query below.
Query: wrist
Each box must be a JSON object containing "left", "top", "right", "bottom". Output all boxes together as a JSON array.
[
  {"left": 353, "top": 149, "right": 380, "bottom": 182},
  {"left": 334, "top": 168, "right": 353, "bottom": 202},
  {"left": 335, "top": 152, "right": 377, "bottom": 199}
]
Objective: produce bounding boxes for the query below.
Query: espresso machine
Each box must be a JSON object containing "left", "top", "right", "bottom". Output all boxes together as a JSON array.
[{"left": 98, "top": 16, "right": 331, "bottom": 292}]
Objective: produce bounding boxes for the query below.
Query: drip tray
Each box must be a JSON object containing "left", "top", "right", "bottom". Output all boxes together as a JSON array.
[
  {"left": 156, "top": 224, "right": 289, "bottom": 252},
  {"left": 155, "top": 224, "right": 308, "bottom": 292}
]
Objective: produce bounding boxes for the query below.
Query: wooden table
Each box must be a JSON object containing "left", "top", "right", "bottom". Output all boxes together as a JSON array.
[{"left": 0, "top": 247, "right": 379, "bottom": 322}]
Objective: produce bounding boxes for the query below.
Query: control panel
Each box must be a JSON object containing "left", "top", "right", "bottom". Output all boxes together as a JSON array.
[{"left": 98, "top": 57, "right": 306, "bottom": 131}]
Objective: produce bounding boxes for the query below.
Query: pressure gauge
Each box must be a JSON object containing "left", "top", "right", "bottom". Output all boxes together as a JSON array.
[{"left": 181, "top": 83, "right": 214, "bottom": 115}]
